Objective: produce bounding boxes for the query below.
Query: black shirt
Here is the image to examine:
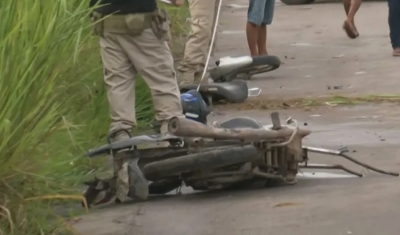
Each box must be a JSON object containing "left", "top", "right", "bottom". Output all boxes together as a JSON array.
[{"left": 90, "top": 0, "right": 157, "bottom": 15}]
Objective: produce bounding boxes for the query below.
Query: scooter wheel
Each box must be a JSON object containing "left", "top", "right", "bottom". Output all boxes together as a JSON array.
[{"left": 249, "top": 55, "right": 281, "bottom": 73}]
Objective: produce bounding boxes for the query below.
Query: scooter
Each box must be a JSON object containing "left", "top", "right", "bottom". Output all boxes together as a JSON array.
[
  {"left": 179, "top": 54, "right": 280, "bottom": 106},
  {"left": 178, "top": 0, "right": 281, "bottom": 106}
]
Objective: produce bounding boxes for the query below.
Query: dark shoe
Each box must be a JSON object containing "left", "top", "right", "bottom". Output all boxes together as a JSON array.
[{"left": 109, "top": 129, "right": 131, "bottom": 144}]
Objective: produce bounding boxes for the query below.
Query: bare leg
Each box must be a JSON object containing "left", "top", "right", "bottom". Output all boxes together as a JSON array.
[
  {"left": 347, "top": 0, "right": 362, "bottom": 23},
  {"left": 246, "top": 22, "right": 259, "bottom": 56},
  {"left": 343, "top": 0, "right": 351, "bottom": 16},
  {"left": 343, "top": 0, "right": 361, "bottom": 38},
  {"left": 257, "top": 24, "right": 268, "bottom": 55}
]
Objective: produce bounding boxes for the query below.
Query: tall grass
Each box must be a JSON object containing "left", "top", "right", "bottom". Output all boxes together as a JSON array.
[{"left": 0, "top": 0, "right": 189, "bottom": 234}]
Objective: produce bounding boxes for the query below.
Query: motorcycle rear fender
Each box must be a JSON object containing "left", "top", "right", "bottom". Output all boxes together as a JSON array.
[{"left": 210, "top": 56, "right": 253, "bottom": 79}]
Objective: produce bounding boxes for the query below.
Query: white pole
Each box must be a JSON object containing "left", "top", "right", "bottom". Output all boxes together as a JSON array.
[{"left": 196, "top": 0, "right": 223, "bottom": 91}]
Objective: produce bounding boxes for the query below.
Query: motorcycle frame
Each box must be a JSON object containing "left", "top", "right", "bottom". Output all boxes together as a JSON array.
[{"left": 165, "top": 114, "right": 399, "bottom": 179}]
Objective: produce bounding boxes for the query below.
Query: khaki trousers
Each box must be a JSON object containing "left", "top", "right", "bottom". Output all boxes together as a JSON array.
[
  {"left": 100, "top": 29, "right": 183, "bottom": 133},
  {"left": 179, "top": 0, "right": 218, "bottom": 74}
]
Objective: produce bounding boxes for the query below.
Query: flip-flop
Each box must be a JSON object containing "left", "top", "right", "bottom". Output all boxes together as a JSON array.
[{"left": 343, "top": 20, "right": 359, "bottom": 39}]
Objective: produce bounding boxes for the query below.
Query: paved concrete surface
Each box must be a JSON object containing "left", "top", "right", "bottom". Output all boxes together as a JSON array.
[
  {"left": 72, "top": 1, "right": 400, "bottom": 234},
  {"left": 215, "top": 0, "right": 397, "bottom": 99}
]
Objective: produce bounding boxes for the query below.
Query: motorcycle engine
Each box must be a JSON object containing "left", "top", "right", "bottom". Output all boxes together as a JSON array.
[{"left": 180, "top": 90, "right": 210, "bottom": 125}]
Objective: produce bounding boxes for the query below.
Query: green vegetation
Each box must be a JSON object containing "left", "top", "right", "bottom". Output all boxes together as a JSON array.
[{"left": 0, "top": 0, "right": 189, "bottom": 234}]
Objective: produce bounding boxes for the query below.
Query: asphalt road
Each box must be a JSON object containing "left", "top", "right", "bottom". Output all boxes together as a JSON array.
[{"left": 73, "top": 1, "right": 400, "bottom": 234}]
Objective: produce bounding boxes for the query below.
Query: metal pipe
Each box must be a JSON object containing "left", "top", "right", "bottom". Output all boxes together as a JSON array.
[
  {"left": 303, "top": 146, "right": 344, "bottom": 155},
  {"left": 340, "top": 153, "right": 399, "bottom": 177},
  {"left": 303, "top": 146, "right": 399, "bottom": 177}
]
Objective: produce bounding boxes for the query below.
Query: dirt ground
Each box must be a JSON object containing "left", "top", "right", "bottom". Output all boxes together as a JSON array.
[{"left": 73, "top": 1, "right": 400, "bottom": 234}]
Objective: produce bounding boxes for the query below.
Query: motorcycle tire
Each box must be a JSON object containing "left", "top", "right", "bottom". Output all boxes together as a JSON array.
[
  {"left": 143, "top": 145, "right": 259, "bottom": 181},
  {"left": 236, "top": 55, "right": 281, "bottom": 76},
  {"left": 252, "top": 55, "right": 281, "bottom": 67}
]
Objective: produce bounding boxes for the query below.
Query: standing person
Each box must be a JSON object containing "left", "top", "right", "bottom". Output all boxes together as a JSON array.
[
  {"left": 87, "top": 0, "right": 184, "bottom": 205},
  {"left": 342, "top": 0, "right": 362, "bottom": 39},
  {"left": 246, "top": 0, "right": 276, "bottom": 56},
  {"left": 177, "top": 0, "right": 217, "bottom": 85},
  {"left": 388, "top": 0, "right": 400, "bottom": 56},
  {"left": 90, "top": 0, "right": 184, "bottom": 139}
]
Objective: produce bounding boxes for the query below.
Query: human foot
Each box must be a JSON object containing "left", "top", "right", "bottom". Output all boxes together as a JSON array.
[
  {"left": 393, "top": 48, "right": 400, "bottom": 57},
  {"left": 343, "top": 20, "right": 359, "bottom": 39}
]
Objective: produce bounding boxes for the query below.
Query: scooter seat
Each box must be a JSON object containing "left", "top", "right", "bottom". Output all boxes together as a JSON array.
[{"left": 179, "top": 80, "right": 248, "bottom": 104}]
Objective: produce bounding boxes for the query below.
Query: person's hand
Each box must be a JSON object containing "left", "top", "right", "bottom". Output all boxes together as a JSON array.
[{"left": 170, "top": 0, "right": 184, "bottom": 6}]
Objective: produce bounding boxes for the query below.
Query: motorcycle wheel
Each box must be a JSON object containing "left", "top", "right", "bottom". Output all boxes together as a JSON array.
[
  {"left": 236, "top": 55, "right": 281, "bottom": 76},
  {"left": 143, "top": 145, "right": 259, "bottom": 181},
  {"left": 252, "top": 55, "right": 281, "bottom": 67},
  {"left": 144, "top": 117, "right": 263, "bottom": 182},
  {"left": 251, "top": 55, "right": 281, "bottom": 73}
]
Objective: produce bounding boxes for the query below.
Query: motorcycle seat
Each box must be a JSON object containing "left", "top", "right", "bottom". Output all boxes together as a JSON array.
[{"left": 179, "top": 80, "right": 248, "bottom": 105}]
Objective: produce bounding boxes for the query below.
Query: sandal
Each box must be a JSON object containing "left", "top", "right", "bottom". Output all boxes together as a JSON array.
[{"left": 343, "top": 20, "right": 359, "bottom": 39}]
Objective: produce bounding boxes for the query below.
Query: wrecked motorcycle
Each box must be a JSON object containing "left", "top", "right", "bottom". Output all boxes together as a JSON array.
[
  {"left": 179, "top": 0, "right": 279, "bottom": 105},
  {"left": 82, "top": 111, "right": 398, "bottom": 208}
]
